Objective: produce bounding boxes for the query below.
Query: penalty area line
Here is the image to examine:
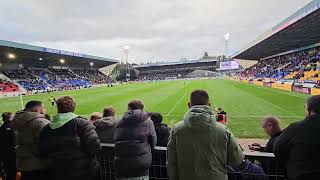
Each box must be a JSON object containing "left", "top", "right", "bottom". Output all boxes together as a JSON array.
[{"left": 165, "top": 93, "right": 187, "bottom": 117}]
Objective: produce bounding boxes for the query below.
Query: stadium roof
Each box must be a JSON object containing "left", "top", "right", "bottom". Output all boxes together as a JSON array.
[
  {"left": 133, "top": 58, "right": 217, "bottom": 68},
  {"left": 232, "top": 0, "right": 320, "bottom": 60},
  {"left": 0, "top": 40, "right": 118, "bottom": 68}
]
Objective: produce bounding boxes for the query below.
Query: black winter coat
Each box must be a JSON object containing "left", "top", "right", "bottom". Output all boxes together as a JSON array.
[
  {"left": 114, "top": 110, "right": 157, "bottom": 178},
  {"left": 154, "top": 123, "right": 170, "bottom": 147},
  {"left": 39, "top": 117, "right": 101, "bottom": 180},
  {"left": 274, "top": 115, "right": 320, "bottom": 179}
]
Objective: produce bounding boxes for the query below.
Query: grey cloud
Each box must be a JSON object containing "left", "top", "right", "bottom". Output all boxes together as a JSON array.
[{"left": 0, "top": 0, "right": 312, "bottom": 62}]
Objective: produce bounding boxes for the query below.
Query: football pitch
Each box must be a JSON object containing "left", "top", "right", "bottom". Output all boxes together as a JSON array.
[{"left": 0, "top": 79, "right": 309, "bottom": 138}]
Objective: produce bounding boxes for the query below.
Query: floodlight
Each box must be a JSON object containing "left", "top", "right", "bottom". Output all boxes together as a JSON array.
[
  {"left": 224, "top": 33, "right": 230, "bottom": 41},
  {"left": 39, "top": 58, "right": 43, "bottom": 61},
  {"left": 90, "top": 62, "right": 94, "bottom": 66},
  {"left": 123, "top": 45, "right": 130, "bottom": 50},
  {"left": 60, "top": 58, "right": 65, "bottom": 64},
  {"left": 7, "top": 53, "right": 16, "bottom": 59}
]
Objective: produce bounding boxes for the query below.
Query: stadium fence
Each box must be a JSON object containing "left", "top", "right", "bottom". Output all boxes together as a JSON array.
[
  {"left": 0, "top": 143, "right": 286, "bottom": 180},
  {"left": 98, "top": 143, "right": 286, "bottom": 180}
]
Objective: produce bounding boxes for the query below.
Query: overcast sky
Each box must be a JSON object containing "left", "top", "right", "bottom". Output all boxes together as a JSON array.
[{"left": 0, "top": 0, "right": 311, "bottom": 63}]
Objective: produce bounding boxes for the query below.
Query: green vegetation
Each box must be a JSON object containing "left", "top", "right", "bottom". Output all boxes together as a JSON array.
[{"left": 0, "top": 79, "right": 309, "bottom": 138}]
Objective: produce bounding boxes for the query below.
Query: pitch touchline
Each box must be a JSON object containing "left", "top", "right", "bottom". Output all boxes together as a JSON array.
[{"left": 165, "top": 93, "right": 187, "bottom": 116}]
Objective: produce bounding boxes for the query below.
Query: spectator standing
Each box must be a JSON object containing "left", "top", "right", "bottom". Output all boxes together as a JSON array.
[
  {"left": 167, "top": 90, "right": 244, "bottom": 180},
  {"left": 12, "top": 101, "right": 50, "bottom": 180},
  {"left": 249, "top": 116, "right": 282, "bottom": 153},
  {"left": 90, "top": 112, "right": 102, "bottom": 124},
  {"left": 39, "top": 96, "right": 101, "bottom": 180},
  {"left": 274, "top": 95, "right": 320, "bottom": 180},
  {"left": 0, "top": 112, "right": 16, "bottom": 180},
  {"left": 149, "top": 112, "right": 170, "bottom": 147},
  {"left": 114, "top": 100, "right": 157, "bottom": 180},
  {"left": 93, "top": 107, "right": 117, "bottom": 143}
]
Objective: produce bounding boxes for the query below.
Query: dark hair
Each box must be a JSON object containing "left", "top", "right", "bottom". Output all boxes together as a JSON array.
[
  {"left": 149, "top": 112, "right": 163, "bottom": 124},
  {"left": 190, "top": 89, "right": 209, "bottom": 106},
  {"left": 307, "top": 95, "right": 320, "bottom": 114},
  {"left": 103, "top": 107, "right": 115, "bottom": 117},
  {"left": 25, "top": 101, "right": 43, "bottom": 111},
  {"left": 2, "top": 112, "right": 12, "bottom": 123},
  {"left": 128, "top": 100, "right": 144, "bottom": 110},
  {"left": 56, "top": 96, "right": 76, "bottom": 113}
]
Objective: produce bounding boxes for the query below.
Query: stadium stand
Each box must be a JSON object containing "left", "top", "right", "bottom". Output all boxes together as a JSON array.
[
  {"left": 234, "top": 0, "right": 320, "bottom": 93},
  {"left": 135, "top": 59, "right": 218, "bottom": 81},
  {"left": 0, "top": 79, "right": 19, "bottom": 93},
  {"left": 0, "top": 40, "right": 118, "bottom": 94}
]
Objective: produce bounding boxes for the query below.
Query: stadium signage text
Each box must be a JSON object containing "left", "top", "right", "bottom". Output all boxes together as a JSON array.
[{"left": 43, "top": 48, "right": 84, "bottom": 58}]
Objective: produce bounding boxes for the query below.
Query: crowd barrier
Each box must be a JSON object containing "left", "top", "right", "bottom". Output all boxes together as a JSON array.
[
  {"left": 98, "top": 143, "right": 286, "bottom": 180},
  {"left": 237, "top": 78, "right": 320, "bottom": 95},
  {"left": 0, "top": 143, "right": 286, "bottom": 180}
]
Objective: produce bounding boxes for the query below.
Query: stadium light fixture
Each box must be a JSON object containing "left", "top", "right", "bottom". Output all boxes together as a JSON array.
[
  {"left": 60, "top": 58, "right": 65, "bottom": 64},
  {"left": 123, "top": 45, "right": 130, "bottom": 50},
  {"left": 7, "top": 53, "right": 16, "bottom": 59},
  {"left": 224, "top": 33, "right": 230, "bottom": 41},
  {"left": 90, "top": 62, "right": 94, "bottom": 66}
]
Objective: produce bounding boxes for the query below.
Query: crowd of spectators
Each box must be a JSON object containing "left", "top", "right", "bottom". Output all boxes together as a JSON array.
[
  {"left": 2, "top": 90, "right": 320, "bottom": 180},
  {"left": 239, "top": 47, "right": 320, "bottom": 80},
  {"left": 137, "top": 69, "right": 193, "bottom": 81},
  {"left": 1, "top": 67, "right": 112, "bottom": 92},
  {"left": 0, "top": 79, "right": 19, "bottom": 93}
]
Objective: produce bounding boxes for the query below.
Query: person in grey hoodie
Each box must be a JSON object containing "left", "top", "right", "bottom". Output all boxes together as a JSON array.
[
  {"left": 12, "top": 101, "right": 50, "bottom": 180},
  {"left": 93, "top": 107, "right": 118, "bottom": 143},
  {"left": 167, "top": 90, "right": 244, "bottom": 180}
]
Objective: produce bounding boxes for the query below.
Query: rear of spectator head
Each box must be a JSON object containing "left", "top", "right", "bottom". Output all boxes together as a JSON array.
[
  {"left": 25, "top": 100, "right": 45, "bottom": 114},
  {"left": 56, "top": 96, "right": 76, "bottom": 113},
  {"left": 90, "top": 112, "right": 102, "bottom": 123},
  {"left": 149, "top": 112, "right": 163, "bottom": 124},
  {"left": 262, "top": 116, "right": 281, "bottom": 136},
  {"left": 103, "top": 107, "right": 116, "bottom": 117},
  {"left": 128, "top": 100, "right": 144, "bottom": 110},
  {"left": 2, "top": 112, "right": 13, "bottom": 123},
  {"left": 188, "top": 89, "right": 211, "bottom": 107},
  {"left": 306, "top": 95, "right": 320, "bottom": 116}
]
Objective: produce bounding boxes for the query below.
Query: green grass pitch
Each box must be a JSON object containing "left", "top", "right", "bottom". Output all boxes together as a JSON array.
[{"left": 0, "top": 79, "right": 309, "bottom": 138}]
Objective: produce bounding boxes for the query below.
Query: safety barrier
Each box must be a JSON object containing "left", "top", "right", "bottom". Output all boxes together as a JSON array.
[{"left": 98, "top": 143, "right": 286, "bottom": 180}]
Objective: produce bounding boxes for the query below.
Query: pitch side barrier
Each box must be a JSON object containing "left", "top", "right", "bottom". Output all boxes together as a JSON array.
[
  {"left": 98, "top": 143, "right": 285, "bottom": 180},
  {"left": 235, "top": 78, "right": 320, "bottom": 96}
]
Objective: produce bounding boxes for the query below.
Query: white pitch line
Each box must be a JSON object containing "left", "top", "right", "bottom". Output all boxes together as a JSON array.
[{"left": 166, "top": 93, "right": 187, "bottom": 116}]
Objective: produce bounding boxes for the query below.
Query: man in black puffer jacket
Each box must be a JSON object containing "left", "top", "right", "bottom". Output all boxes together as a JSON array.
[
  {"left": 39, "top": 96, "right": 101, "bottom": 180},
  {"left": 114, "top": 100, "right": 157, "bottom": 179}
]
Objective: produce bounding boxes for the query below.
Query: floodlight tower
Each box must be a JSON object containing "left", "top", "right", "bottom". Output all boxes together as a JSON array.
[
  {"left": 123, "top": 45, "right": 130, "bottom": 81},
  {"left": 224, "top": 33, "right": 230, "bottom": 58}
]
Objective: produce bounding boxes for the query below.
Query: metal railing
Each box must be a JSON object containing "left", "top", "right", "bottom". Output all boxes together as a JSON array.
[
  {"left": 0, "top": 144, "right": 286, "bottom": 180},
  {"left": 98, "top": 143, "right": 286, "bottom": 180}
]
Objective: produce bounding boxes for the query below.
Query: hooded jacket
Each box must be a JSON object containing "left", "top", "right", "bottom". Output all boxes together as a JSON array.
[
  {"left": 114, "top": 109, "right": 157, "bottom": 178},
  {"left": 167, "top": 105, "right": 244, "bottom": 180},
  {"left": 12, "top": 110, "right": 50, "bottom": 171},
  {"left": 93, "top": 116, "right": 117, "bottom": 143},
  {"left": 39, "top": 113, "right": 101, "bottom": 180}
]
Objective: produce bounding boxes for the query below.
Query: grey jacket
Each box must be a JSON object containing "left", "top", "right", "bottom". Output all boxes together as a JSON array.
[
  {"left": 12, "top": 111, "right": 50, "bottom": 171},
  {"left": 93, "top": 116, "right": 117, "bottom": 143}
]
